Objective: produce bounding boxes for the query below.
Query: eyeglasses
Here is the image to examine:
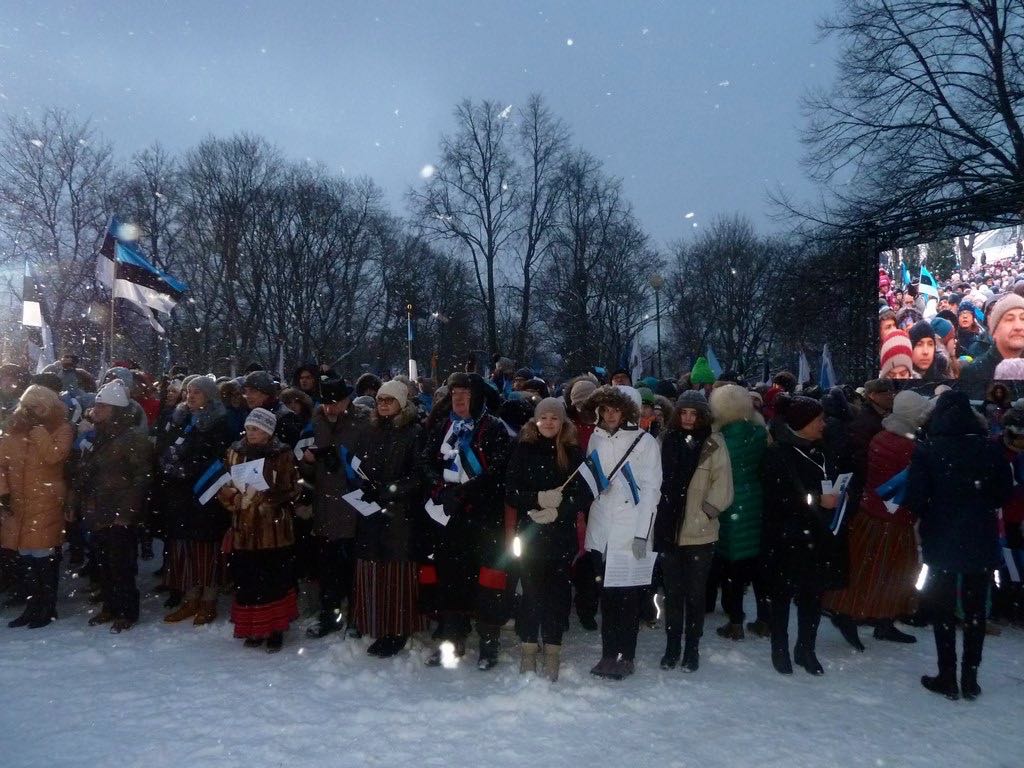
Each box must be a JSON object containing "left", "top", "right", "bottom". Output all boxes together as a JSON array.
[{"left": 376, "top": 396, "right": 397, "bottom": 405}]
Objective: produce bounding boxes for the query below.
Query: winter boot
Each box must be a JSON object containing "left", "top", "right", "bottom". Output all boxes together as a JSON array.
[
  {"left": 590, "top": 657, "right": 616, "bottom": 677},
  {"left": 606, "top": 658, "right": 634, "bottom": 680},
  {"left": 26, "top": 556, "right": 59, "bottom": 629},
  {"left": 374, "top": 635, "right": 408, "bottom": 658},
  {"left": 163, "top": 596, "right": 199, "bottom": 623},
  {"left": 543, "top": 644, "right": 562, "bottom": 682},
  {"left": 771, "top": 646, "right": 793, "bottom": 675},
  {"left": 873, "top": 619, "right": 916, "bottom": 644},
  {"left": 794, "top": 644, "right": 824, "bottom": 675},
  {"left": 243, "top": 637, "right": 265, "bottom": 648},
  {"left": 921, "top": 674, "right": 960, "bottom": 700},
  {"left": 745, "top": 619, "right": 771, "bottom": 638},
  {"left": 831, "top": 614, "right": 865, "bottom": 651},
  {"left": 193, "top": 600, "right": 218, "bottom": 626},
  {"left": 519, "top": 642, "right": 539, "bottom": 674},
  {"left": 266, "top": 632, "right": 284, "bottom": 653},
  {"left": 0, "top": 548, "right": 16, "bottom": 594},
  {"left": 681, "top": 637, "right": 700, "bottom": 673},
  {"left": 716, "top": 622, "right": 744, "bottom": 641},
  {"left": 163, "top": 589, "right": 183, "bottom": 609},
  {"left": 306, "top": 610, "right": 344, "bottom": 638},
  {"left": 960, "top": 665, "right": 981, "bottom": 701},
  {"left": 109, "top": 618, "right": 135, "bottom": 633},
  {"left": 2, "top": 553, "right": 26, "bottom": 608},
  {"left": 660, "top": 633, "right": 682, "bottom": 669},
  {"left": 7, "top": 558, "right": 39, "bottom": 628},
  {"left": 477, "top": 629, "right": 500, "bottom": 671},
  {"left": 578, "top": 614, "right": 598, "bottom": 631},
  {"left": 88, "top": 611, "right": 114, "bottom": 626}
]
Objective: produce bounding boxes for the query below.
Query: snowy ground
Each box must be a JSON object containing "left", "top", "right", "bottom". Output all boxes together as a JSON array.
[{"left": 1, "top": 558, "right": 1022, "bottom": 768}]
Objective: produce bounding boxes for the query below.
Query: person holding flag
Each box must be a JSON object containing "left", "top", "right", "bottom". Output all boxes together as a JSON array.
[
  {"left": 652, "top": 390, "right": 733, "bottom": 672},
  {"left": 580, "top": 385, "right": 662, "bottom": 680}
]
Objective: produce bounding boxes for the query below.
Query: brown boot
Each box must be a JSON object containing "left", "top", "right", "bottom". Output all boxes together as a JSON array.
[
  {"left": 519, "top": 642, "right": 539, "bottom": 674},
  {"left": 716, "top": 622, "right": 744, "bottom": 641},
  {"left": 164, "top": 599, "right": 199, "bottom": 623},
  {"left": 543, "top": 644, "right": 562, "bottom": 682},
  {"left": 193, "top": 600, "right": 218, "bottom": 626}
]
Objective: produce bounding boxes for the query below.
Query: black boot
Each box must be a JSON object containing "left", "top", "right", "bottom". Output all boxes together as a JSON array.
[
  {"left": 0, "top": 548, "right": 16, "bottom": 594},
  {"left": 770, "top": 598, "right": 792, "bottom": 674},
  {"left": 369, "top": 635, "right": 408, "bottom": 658},
  {"left": 306, "top": 610, "right": 343, "bottom": 639},
  {"left": 2, "top": 553, "right": 26, "bottom": 608},
  {"left": 960, "top": 665, "right": 981, "bottom": 701},
  {"left": 477, "top": 625, "right": 500, "bottom": 670},
  {"left": 8, "top": 557, "right": 39, "bottom": 628},
  {"left": 921, "top": 674, "right": 960, "bottom": 700},
  {"left": 27, "top": 556, "right": 58, "bottom": 629},
  {"left": 873, "top": 619, "right": 917, "bottom": 644},
  {"left": 795, "top": 606, "right": 824, "bottom": 675},
  {"left": 771, "top": 645, "right": 793, "bottom": 674},
  {"left": 961, "top": 615, "right": 985, "bottom": 701},
  {"left": 681, "top": 636, "right": 700, "bottom": 673},
  {"left": 794, "top": 644, "right": 824, "bottom": 675},
  {"left": 266, "top": 631, "right": 284, "bottom": 653},
  {"left": 924, "top": 618, "right": 960, "bottom": 699},
  {"left": 830, "top": 614, "right": 865, "bottom": 652},
  {"left": 660, "top": 633, "right": 681, "bottom": 669}
]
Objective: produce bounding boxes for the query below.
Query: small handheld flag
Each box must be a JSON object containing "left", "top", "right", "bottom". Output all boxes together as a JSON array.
[
  {"left": 621, "top": 461, "right": 640, "bottom": 505},
  {"left": 577, "top": 450, "right": 610, "bottom": 500}
]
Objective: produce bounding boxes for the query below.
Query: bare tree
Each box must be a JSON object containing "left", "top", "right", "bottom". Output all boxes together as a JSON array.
[
  {"left": 0, "top": 108, "right": 112, "bottom": 350},
  {"left": 802, "top": 0, "right": 1024, "bottom": 223},
  {"left": 411, "top": 99, "right": 519, "bottom": 356}
]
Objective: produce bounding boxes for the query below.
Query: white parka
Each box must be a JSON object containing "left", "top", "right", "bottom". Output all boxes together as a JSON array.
[{"left": 583, "top": 424, "right": 663, "bottom": 555}]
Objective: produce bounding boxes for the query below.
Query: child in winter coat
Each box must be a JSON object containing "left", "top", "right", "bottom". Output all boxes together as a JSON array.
[{"left": 505, "top": 397, "right": 587, "bottom": 682}]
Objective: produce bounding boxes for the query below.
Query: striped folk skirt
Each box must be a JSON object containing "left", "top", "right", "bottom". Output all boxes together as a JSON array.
[
  {"left": 823, "top": 512, "right": 919, "bottom": 620},
  {"left": 353, "top": 560, "right": 428, "bottom": 638},
  {"left": 165, "top": 539, "right": 219, "bottom": 594},
  {"left": 230, "top": 547, "right": 298, "bottom": 638}
]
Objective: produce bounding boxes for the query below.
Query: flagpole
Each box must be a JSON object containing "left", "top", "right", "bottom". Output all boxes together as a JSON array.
[{"left": 109, "top": 258, "right": 116, "bottom": 363}]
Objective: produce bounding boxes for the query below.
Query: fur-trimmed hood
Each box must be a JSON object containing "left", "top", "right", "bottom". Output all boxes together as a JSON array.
[
  {"left": 583, "top": 385, "right": 640, "bottom": 426},
  {"left": 710, "top": 383, "right": 764, "bottom": 428}
]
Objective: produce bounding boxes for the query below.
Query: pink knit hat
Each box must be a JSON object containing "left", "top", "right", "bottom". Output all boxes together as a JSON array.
[{"left": 880, "top": 329, "right": 914, "bottom": 377}]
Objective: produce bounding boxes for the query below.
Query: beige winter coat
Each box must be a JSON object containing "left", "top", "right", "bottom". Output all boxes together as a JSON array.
[{"left": 676, "top": 432, "right": 734, "bottom": 547}]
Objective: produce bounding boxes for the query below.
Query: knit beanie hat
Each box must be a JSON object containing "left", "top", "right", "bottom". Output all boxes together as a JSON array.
[
  {"left": 243, "top": 370, "right": 277, "bottom": 397},
  {"left": 570, "top": 379, "right": 597, "bottom": 408},
  {"left": 376, "top": 379, "right": 409, "bottom": 409},
  {"left": 880, "top": 330, "right": 914, "bottom": 377},
  {"left": 882, "top": 391, "right": 932, "bottom": 437},
  {"left": 186, "top": 375, "right": 219, "bottom": 404},
  {"left": 994, "top": 357, "right": 1024, "bottom": 380},
  {"left": 95, "top": 379, "right": 130, "bottom": 407},
  {"left": 784, "top": 395, "right": 823, "bottom": 431},
  {"left": 244, "top": 407, "right": 277, "bottom": 436},
  {"left": 676, "top": 389, "right": 711, "bottom": 419},
  {"left": 908, "top": 319, "right": 936, "bottom": 348},
  {"left": 637, "top": 387, "right": 655, "bottom": 406},
  {"left": 987, "top": 293, "right": 1024, "bottom": 334},
  {"left": 534, "top": 396, "right": 567, "bottom": 422},
  {"left": 690, "top": 357, "right": 716, "bottom": 385},
  {"left": 929, "top": 316, "right": 955, "bottom": 344},
  {"left": 958, "top": 300, "right": 979, "bottom": 321}
]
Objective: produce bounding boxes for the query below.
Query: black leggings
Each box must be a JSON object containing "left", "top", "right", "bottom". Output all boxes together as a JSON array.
[
  {"left": 661, "top": 544, "right": 716, "bottom": 640},
  {"left": 95, "top": 526, "right": 140, "bottom": 621},
  {"left": 517, "top": 557, "right": 571, "bottom": 645},
  {"left": 927, "top": 569, "right": 989, "bottom": 676}
]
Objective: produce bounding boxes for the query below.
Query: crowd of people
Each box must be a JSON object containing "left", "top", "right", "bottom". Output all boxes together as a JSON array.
[{"left": 0, "top": 350, "right": 1020, "bottom": 703}]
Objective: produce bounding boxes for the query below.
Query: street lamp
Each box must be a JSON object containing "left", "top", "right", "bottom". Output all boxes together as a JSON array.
[{"left": 649, "top": 274, "right": 665, "bottom": 377}]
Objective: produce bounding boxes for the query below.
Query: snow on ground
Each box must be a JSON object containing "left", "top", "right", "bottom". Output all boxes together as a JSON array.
[{"left": 1, "top": 561, "right": 1022, "bottom": 768}]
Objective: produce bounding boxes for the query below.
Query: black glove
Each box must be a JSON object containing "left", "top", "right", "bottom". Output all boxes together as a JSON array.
[
  {"left": 361, "top": 482, "right": 380, "bottom": 505},
  {"left": 312, "top": 446, "right": 341, "bottom": 474},
  {"left": 440, "top": 485, "right": 465, "bottom": 518}
]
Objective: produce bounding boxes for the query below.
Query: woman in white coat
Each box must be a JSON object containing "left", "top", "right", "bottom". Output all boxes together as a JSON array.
[{"left": 582, "top": 385, "right": 662, "bottom": 680}]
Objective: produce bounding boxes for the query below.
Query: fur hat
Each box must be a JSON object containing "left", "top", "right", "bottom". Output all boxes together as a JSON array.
[
  {"left": 583, "top": 385, "right": 640, "bottom": 426},
  {"left": 710, "top": 383, "right": 755, "bottom": 427},
  {"left": 244, "top": 407, "right": 277, "bottom": 436},
  {"left": 987, "top": 293, "right": 1024, "bottom": 334},
  {"left": 243, "top": 370, "right": 276, "bottom": 397},
  {"left": 880, "top": 330, "right": 914, "bottom": 377},
  {"left": 320, "top": 378, "right": 354, "bottom": 404},
  {"left": 95, "top": 380, "right": 130, "bottom": 408},
  {"left": 376, "top": 379, "right": 409, "bottom": 409}
]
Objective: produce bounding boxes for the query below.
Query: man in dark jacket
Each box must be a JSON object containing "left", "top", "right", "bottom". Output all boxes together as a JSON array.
[
  {"left": 906, "top": 391, "right": 1013, "bottom": 701},
  {"left": 300, "top": 378, "right": 366, "bottom": 638},
  {"left": 78, "top": 380, "right": 153, "bottom": 632},
  {"left": 421, "top": 372, "right": 512, "bottom": 669}
]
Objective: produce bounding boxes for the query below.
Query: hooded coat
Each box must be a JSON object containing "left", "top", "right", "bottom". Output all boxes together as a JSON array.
[
  {"left": 0, "top": 388, "right": 74, "bottom": 550},
  {"left": 301, "top": 402, "right": 367, "bottom": 542},
  {"left": 906, "top": 392, "right": 1012, "bottom": 572},
  {"left": 77, "top": 405, "right": 154, "bottom": 529},
  {"left": 710, "top": 385, "right": 768, "bottom": 562}
]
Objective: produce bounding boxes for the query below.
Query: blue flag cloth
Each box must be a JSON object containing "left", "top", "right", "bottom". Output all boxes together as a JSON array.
[
  {"left": 706, "top": 347, "right": 723, "bottom": 378},
  {"left": 193, "top": 459, "right": 225, "bottom": 496},
  {"left": 578, "top": 450, "right": 610, "bottom": 499},
  {"left": 621, "top": 461, "right": 640, "bottom": 505},
  {"left": 876, "top": 468, "right": 909, "bottom": 505},
  {"left": 901, "top": 261, "right": 911, "bottom": 287}
]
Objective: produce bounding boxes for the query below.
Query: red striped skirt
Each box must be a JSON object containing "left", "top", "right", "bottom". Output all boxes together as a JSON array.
[
  {"left": 165, "top": 540, "right": 219, "bottom": 594},
  {"left": 824, "top": 512, "right": 919, "bottom": 620},
  {"left": 354, "top": 560, "right": 428, "bottom": 638},
  {"left": 231, "top": 590, "right": 298, "bottom": 638}
]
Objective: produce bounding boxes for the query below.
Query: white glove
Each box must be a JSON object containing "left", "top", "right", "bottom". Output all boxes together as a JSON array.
[
  {"left": 528, "top": 508, "right": 558, "bottom": 525},
  {"left": 631, "top": 537, "right": 648, "bottom": 560},
  {"left": 537, "top": 488, "right": 563, "bottom": 509}
]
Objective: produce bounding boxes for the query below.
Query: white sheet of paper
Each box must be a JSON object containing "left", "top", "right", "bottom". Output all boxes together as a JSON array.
[
  {"left": 883, "top": 499, "right": 900, "bottom": 515},
  {"left": 821, "top": 480, "right": 834, "bottom": 495},
  {"left": 424, "top": 499, "right": 450, "bottom": 527},
  {"left": 343, "top": 489, "right": 381, "bottom": 517},
  {"left": 198, "top": 473, "right": 232, "bottom": 505},
  {"left": 230, "top": 459, "right": 267, "bottom": 491},
  {"left": 602, "top": 549, "right": 658, "bottom": 588},
  {"left": 833, "top": 472, "right": 853, "bottom": 498}
]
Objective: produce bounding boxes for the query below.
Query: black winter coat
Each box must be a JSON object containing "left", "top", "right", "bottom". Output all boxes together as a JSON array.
[
  {"left": 652, "top": 426, "right": 709, "bottom": 552},
  {"left": 156, "top": 404, "right": 233, "bottom": 542},
  {"left": 761, "top": 427, "right": 842, "bottom": 590},
  {"left": 504, "top": 437, "right": 585, "bottom": 561},
  {"left": 906, "top": 393, "right": 1012, "bottom": 572},
  {"left": 352, "top": 403, "right": 425, "bottom": 562}
]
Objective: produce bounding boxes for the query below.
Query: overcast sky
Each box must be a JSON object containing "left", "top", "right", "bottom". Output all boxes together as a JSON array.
[{"left": 0, "top": 1, "right": 839, "bottom": 247}]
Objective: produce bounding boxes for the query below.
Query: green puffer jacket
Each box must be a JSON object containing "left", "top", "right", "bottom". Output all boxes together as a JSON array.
[{"left": 716, "top": 419, "right": 767, "bottom": 561}]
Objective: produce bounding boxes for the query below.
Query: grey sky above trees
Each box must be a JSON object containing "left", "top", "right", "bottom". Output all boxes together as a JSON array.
[{"left": 0, "top": 0, "right": 838, "bottom": 245}]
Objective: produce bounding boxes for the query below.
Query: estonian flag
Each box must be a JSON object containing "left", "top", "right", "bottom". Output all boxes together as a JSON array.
[
  {"left": 876, "top": 468, "right": 908, "bottom": 506},
  {"left": 621, "top": 461, "right": 640, "bottom": 505},
  {"left": 96, "top": 217, "right": 187, "bottom": 333},
  {"left": 193, "top": 459, "right": 231, "bottom": 505},
  {"left": 919, "top": 264, "right": 940, "bottom": 301},
  {"left": 819, "top": 344, "right": 837, "bottom": 390},
  {"left": 901, "top": 261, "right": 911, "bottom": 287},
  {"left": 577, "top": 450, "right": 609, "bottom": 500}
]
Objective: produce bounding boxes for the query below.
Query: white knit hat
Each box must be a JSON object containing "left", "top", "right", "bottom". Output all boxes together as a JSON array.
[
  {"left": 95, "top": 380, "right": 129, "bottom": 408},
  {"left": 244, "top": 407, "right": 277, "bottom": 436},
  {"left": 376, "top": 379, "right": 408, "bottom": 409}
]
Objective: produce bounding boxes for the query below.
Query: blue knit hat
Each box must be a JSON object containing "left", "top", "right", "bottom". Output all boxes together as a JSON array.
[{"left": 930, "top": 316, "right": 954, "bottom": 342}]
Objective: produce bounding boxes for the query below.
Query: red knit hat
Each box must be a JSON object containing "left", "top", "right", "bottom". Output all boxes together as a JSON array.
[{"left": 880, "top": 329, "right": 913, "bottom": 377}]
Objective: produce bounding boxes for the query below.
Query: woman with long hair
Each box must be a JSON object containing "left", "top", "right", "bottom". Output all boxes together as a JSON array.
[{"left": 505, "top": 397, "right": 587, "bottom": 681}]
